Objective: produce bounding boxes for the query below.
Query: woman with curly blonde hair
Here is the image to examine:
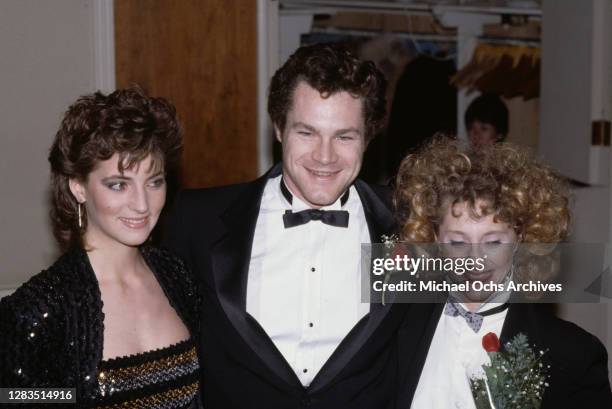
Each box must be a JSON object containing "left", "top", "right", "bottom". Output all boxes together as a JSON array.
[
  {"left": 395, "top": 138, "right": 611, "bottom": 409},
  {"left": 395, "top": 138, "right": 569, "bottom": 245}
]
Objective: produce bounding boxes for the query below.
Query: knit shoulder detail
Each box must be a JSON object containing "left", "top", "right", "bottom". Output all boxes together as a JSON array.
[{"left": 141, "top": 246, "right": 201, "bottom": 337}]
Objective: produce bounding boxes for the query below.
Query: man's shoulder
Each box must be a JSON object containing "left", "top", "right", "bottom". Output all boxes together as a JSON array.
[
  {"left": 175, "top": 180, "right": 258, "bottom": 212},
  {"left": 180, "top": 181, "right": 253, "bottom": 200},
  {"left": 364, "top": 181, "right": 393, "bottom": 200},
  {"left": 355, "top": 179, "right": 393, "bottom": 209},
  {"left": 159, "top": 178, "right": 266, "bottom": 251}
]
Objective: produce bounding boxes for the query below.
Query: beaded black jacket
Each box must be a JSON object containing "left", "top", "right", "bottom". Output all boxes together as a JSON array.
[{"left": 0, "top": 246, "right": 201, "bottom": 404}]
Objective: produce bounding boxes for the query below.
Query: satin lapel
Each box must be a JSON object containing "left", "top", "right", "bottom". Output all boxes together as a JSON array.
[
  {"left": 500, "top": 304, "right": 547, "bottom": 351},
  {"left": 210, "top": 164, "right": 302, "bottom": 389},
  {"left": 500, "top": 304, "right": 529, "bottom": 346},
  {"left": 354, "top": 180, "right": 396, "bottom": 245},
  {"left": 502, "top": 304, "right": 565, "bottom": 409},
  {"left": 309, "top": 180, "right": 397, "bottom": 392}
]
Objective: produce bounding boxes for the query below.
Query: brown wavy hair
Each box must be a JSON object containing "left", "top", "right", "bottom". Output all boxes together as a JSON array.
[
  {"left": 394, "top": 137, "right": 570, "bottom": 243},
  {"left": 268, "top": 43, "right": 387, "bottom": 143},
  {"left": 48, "top": 87, "right": 182, "bottom": 250}
]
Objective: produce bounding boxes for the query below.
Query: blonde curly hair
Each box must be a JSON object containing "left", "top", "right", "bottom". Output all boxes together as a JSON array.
[{"left": 394, "top": 137, "right": 570, "bottom": 243}]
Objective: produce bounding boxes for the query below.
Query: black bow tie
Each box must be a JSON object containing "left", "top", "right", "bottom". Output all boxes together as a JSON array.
[
  {"left": 280, "top": 177, "right": 350, "bottom": 229},
  {"left": 283, "top": 209, "right": 349, "bottom": 228}
]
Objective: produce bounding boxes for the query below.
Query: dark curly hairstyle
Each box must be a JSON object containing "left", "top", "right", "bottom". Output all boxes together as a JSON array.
[
  {"left": 394, "top": 137, "right": 570, "bottom": 243},
  {"left": 48, "top": 87, "right": 182, "bottom": 250},
  {"left": 268, "top": 43, "right": 387, "bottom": 143}
]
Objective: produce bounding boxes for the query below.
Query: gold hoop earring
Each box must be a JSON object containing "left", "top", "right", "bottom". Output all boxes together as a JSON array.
[{"left": 78, "top": 203, "right": 83, "bottom": 229}]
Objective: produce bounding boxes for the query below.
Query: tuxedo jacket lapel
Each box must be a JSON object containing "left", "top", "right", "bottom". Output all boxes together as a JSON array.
[
  {"left": 400, "top": 303, "right": 532, "bottom": 407},
  {"left": 500, "top": 304, "right": 548, "bottom": 357},
  {"left": 354, "top": 179, "right": 396, "bottom": 244},
  {"left": 397, "top": 303, "right": 444, "bottom": 406},
  {"left": 499, "top": 304, "right": 556, "bottom": 402},
  {"left": 309, "top": 180, "right": 397, "bottom": 392},
  {"left": 500, "top": 304, "right": 538, "bottom": 346},
  {"left": 211, "top": 173, "right": 398, "bottom": 392},
  {"left": 210, "top": 164, "right": 303, "bottom": 389}
]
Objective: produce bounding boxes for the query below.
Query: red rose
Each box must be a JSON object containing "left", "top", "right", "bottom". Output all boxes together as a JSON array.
[
  {"left": 482, "top": 332, "right": 500, "bottom": 352},
  {"left": 391, "top": 243, "right": 410, "bottom": 259}
]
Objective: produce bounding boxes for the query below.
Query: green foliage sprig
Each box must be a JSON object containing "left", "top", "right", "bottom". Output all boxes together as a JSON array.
[{"left": 471, "top": 332, "right": 550, "bottom": 409}]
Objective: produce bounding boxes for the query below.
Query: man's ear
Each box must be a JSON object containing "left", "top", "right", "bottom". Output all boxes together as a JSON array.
[
  {"left": 274, "top": 124, "right": 282, "bottom": 143},
  {"left": 68, "top": 178, "right": 86, "bottom": 204}
]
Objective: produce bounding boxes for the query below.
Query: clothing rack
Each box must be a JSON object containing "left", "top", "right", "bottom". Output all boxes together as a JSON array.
[
  {"left": 451, "top": 41, "right": 540, "bottom": 99},
  {"left": 307, "top": 27, "right": 458, "bottom": 61},
  {"left": 281, "top": 0, "right": 431, "bottom": 15},
  {"left": 272, "top": 0, "right": 544, "bottom": 142},
  {"left": 280, "top": 0, "right": 542, "bottom": 17},
  {"left": 311, "top": 27, "right": 457, "bottom": 43},
  {"left": 477, "top": 36, "right": 540, "bottom": 47}
]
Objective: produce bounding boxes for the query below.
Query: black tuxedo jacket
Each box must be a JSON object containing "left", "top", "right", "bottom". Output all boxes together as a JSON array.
[
  {"left": 397, "top": 303, "right": 612, "bottom": 408},
  {"left": 162, "top": 165, "right": 429, "bottom": 409}
]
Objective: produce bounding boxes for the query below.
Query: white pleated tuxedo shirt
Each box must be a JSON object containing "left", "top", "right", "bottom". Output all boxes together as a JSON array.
[{"left": 246, "top": 175, "right": 370, "bottom": 386}]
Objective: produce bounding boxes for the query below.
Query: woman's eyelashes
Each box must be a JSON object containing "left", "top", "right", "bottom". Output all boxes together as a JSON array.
[
  {"left": 446, "top": 237, "right": 504, "bottom": 245},
  {"left": 485, "top": 239, "right": 502, "bottom": 245},
  {"left": 102, "top": 177, "right": 165, "bottom": 192},
  {"left": 147, "top": 177, "right": 166, "bottom": 188},
  {"left": 104, "top": 180, "right": 127, "bottom": 191}
]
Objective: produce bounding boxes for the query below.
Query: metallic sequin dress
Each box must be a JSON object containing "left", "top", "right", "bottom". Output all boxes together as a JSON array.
[
  {"left": 0, "top": 247, "right": 201, "bottom": 406},
  {"left": 93, "top": 339, "right": 200, "bottom": 409}
]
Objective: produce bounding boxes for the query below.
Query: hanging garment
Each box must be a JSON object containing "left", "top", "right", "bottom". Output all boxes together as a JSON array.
[{"left": 385, "top": 55, "right": 457, "bottom": 178}]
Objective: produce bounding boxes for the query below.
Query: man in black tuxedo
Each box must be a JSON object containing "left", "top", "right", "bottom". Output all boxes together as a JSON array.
[{"left": 163, "top": 44, "right": 421, "bottom": 408}]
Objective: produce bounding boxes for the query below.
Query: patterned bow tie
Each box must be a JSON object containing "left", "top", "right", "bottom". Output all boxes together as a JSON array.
[{"left": 444, "top": 302, "right": 509, "bottom": 332}]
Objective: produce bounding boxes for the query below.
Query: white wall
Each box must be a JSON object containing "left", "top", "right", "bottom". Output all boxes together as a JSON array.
[
  {"left": 541, "top": 0, "right": 612, "bottom": 377},
  {"left": 0, "top": 0, "right": 100, "bottom": 293}
]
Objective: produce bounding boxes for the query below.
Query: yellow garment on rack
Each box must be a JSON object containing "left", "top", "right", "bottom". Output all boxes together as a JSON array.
[{"left": 451, "top": 43, "right": 540, "bottom": 99}]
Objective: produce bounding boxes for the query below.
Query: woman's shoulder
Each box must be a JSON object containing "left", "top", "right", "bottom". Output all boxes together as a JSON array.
[
  {"left": 0, "top": 251, "right": 97, "bottom": 386},
  {"left": 518, "top": 305, "right": 608, "bottom": 372},
  {"left": 141, "top": 245, "right": 201, "bottom": 311},
  {"left": 520, "top": 306, "right": 612, "bottom": 406},
  {"left": 143, "top": 246, "right": 200, "bottom": 297},
  {"left": 3, "top": 254, "right": 72, "bottom": 312},
  {"left": 532, "top": 306, "right": 604, "bottom": 349},
  {"left": 1, "top": 250, "right": 102, "bottom": 345},
  {"left": 141, "top": 245, "right": 193, "bottom": 281}
]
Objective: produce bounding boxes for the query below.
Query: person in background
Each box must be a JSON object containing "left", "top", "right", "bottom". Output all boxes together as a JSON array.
[
  {"left": 0, "top": 88, "right": 202, "bottom": 408},
  {"left": 395, "top": 138, "right": 612, "bottom": 409},
  {"left": 465, "top": 93, "right": 509, "bottom": 150}
]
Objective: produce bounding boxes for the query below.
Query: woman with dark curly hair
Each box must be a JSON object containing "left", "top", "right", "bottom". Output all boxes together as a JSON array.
[
  {"left": 395, "top": 138, "right": 611, "bottom": 409},
  {"left": 0, "top": 88, "right": 201, "bottom": 408}
]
